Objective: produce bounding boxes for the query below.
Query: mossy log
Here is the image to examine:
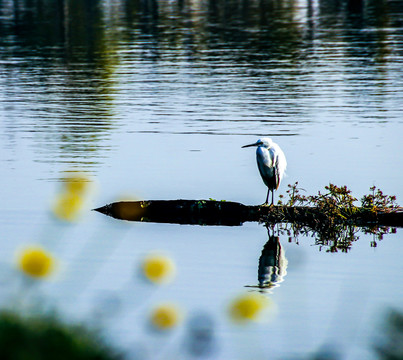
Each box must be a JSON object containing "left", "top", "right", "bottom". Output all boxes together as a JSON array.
[{"left": 94, "top": 200, "right": 403, "bottom": 227}]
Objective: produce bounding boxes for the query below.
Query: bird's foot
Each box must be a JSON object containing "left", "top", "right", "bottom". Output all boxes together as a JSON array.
[{"left": 261, "top": 202, "right": 275, "bottom": 207}]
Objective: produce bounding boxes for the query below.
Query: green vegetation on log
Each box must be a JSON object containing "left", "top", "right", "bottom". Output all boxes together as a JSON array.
[{"left": 269, "top": 183, "right": 400, "bottom": 252}]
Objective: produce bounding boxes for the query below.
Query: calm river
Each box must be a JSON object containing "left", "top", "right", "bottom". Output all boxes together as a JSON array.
[{"left": 1, "top": 0, "right": 403, "bottom": 359}]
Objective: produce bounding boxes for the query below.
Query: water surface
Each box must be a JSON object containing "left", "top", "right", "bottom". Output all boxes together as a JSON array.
[{"left": 1, "top": 0, "right": 403, "bottom": 359}]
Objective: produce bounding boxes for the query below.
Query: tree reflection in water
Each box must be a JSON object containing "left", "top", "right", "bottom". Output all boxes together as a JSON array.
[
  {"left": 246, "top": 220, "right": 397, "bottom": 293},
  {"left": 278, "top": 221, "right": 397, "bottom": 253}
]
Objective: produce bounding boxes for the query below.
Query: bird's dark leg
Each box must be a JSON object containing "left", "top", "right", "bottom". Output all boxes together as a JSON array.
[
  {"left": 265, "top": 189, "right": 270, "bottom": 205},
  {"left": 271, "top": 190, "right": 274, "bottom": 205},
  {"left": 265, "top": 222, "right": 275, "bottom": 235}
]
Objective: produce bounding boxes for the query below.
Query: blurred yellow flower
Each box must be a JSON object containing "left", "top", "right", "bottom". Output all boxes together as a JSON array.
[
  {"left": 65, "top": 176, "right": 90, "bottom": 194},
  {"left": 52, "top": 171, "right": 93, "bottom": 222},
  {"left": 53, "top": 192, "right": 84, "bottom": 222},
  {"left": 229, "top": 293, "right": 272, "bottom": 323},
  {"left": 63, "top": 172, "right": 91, "bottom": 195},
  {"left": 17, "top": 246, "right": 55, "bottom": 279},
  {"left": 150, "top": 303, "right": 182, "bottom": 330},
  {"left": 142, "top": 254, "right": 176, "bottom": 284}
]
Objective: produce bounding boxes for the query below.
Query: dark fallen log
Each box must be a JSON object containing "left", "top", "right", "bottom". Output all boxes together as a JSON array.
[{"left": 93, "top": 200, "right": 403, "bottom": 227}]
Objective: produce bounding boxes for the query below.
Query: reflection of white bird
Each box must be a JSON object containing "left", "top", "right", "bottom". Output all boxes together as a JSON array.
[
  {"left": 258, "top": 235, "right": 288, "bottom": 290},
  {"left": 242, "top": 137, "right": 287, "bottom": 205},
  {"left": 245, "top": 234, "right": 288, "bottom": 292}
]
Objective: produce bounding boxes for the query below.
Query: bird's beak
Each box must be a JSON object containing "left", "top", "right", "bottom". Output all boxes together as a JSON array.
[{"left": 242, "top": 142, "right": 258, "bottom": 148}]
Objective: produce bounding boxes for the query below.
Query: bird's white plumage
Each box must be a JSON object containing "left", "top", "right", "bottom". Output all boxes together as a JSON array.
[{"left": 242, "top": 137, "right": 287, "bottom": 204}]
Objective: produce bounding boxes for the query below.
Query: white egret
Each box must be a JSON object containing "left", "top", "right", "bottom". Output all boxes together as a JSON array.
[{"left": 242, "top": 137, "right": 287, "bottom": 205}]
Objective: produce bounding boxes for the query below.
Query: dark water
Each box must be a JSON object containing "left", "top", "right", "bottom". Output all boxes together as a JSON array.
[{"left": 1, "top": 0, "right": 403, "bottom": 359}]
